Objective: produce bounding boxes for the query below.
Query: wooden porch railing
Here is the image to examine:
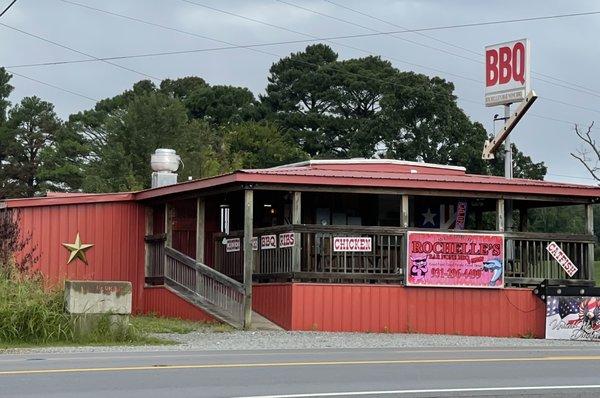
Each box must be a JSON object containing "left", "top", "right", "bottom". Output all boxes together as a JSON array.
[
  {"left": 213, "top": 225, "right": 596, "bottom": 285},
  {"left": 144, "top": 234, "right": 165, "bottom": 284},
  {"left": 504, "top": 232, "right": 595, "bottom": 285},
  {"left": 165, "top": 246, "right": 245, "bottom": 327},
  {"left": 214, "top": 225, "right": 405, "bottom": 282}
]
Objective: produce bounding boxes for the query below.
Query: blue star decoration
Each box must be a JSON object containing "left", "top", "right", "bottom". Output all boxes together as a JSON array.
[
  {"left": 422, "top": 208, "right": 437, "bottom": 227},
  {"left": 62, "top": 233, "right": 94, "bottom": 265}
]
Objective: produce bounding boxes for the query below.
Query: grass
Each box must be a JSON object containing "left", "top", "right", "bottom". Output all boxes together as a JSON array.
[
  {"left": 0, "top": 314, "right": 233, "bottom": 350},
  {"left": 131, "top": 314, "right": 232, "bottom": 334},
  {"left": 0, "top": 264, "right": 231, "bottom": 349}
]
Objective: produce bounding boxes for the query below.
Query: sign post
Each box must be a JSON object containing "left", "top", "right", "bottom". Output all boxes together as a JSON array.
[{"left": 483, "top": 38, "right": 534, "bottom": 268}]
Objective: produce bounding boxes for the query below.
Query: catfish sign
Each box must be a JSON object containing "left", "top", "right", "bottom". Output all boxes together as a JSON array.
[{"left": 485, "top": 39, "right": 530, "bottom": 107}]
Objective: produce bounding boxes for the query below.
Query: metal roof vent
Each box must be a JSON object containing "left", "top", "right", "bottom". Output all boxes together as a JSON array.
[{"left": 151, "top": 148, "right": 180, "bottom": 188}]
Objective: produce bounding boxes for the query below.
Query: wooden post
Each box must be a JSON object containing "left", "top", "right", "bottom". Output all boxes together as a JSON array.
[
  {"left": 292, "top": 191, "right": 301, "bottom": 272},
  {"left": 165, "top": 203, "right": 173, "bottom": 247},
  {"left": 164, "top": 203, "right": 173, "bottom": 280},
  {"left": 519, "top": 206, "right": 528, "bottom": 232},
  {"left": 400, "top": 194, "right": 409, "bottom": 283},
  {"left": 196, "top": 198, "right": 205, "bottom": 264},
  {"left": 496, "top": 199, "right": 505, "bottom": 232},
  {"left": 401, "top": 194, "right": 409, "bottom": 228},
  {"left": 144, "top": 207, "right": 154, "bottom": 282},
  {"left": 196, "top": 198, "right": 205, "bottom": 295},
  {"left": 243, "top": 189, "right": 254, "bottom": 329},
  {"left": 586, "top": 203, "right": 595, "bottom": 281}
]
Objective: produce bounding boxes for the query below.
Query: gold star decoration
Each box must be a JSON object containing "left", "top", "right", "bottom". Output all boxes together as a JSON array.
[{"left": 62, "top": 233, "right": 94, "bottom": 265}]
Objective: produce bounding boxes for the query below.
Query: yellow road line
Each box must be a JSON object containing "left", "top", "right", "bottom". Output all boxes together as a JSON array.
[{"left": 1, "top": 355, "right": 600, "bottom": 376}]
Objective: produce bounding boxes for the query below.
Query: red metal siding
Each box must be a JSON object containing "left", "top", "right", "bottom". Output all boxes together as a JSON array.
[
  {"left": 254, "top": 283, "right": 545, "bottom": 337},
  {"left": 143, "top": 286, "right": 214, "bottom": 322},
  {"left": 15, "top": 201, "right": 146, "bottom": 312},
  {"left": 253, "top": 284, "right": 293, "bottom": 329}
]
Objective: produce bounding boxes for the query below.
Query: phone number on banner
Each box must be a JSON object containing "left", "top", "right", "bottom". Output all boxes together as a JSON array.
[{"left": 430, "top": 268, "right": 482, "bottom": 279}]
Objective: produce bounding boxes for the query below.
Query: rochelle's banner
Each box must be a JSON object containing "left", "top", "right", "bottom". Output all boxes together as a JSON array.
[
  {"left": 406, "top": 231, "right": 504, "bottom": 288},
  {"left": 546, "top": 296, "right": 600, "bottom": 341}
]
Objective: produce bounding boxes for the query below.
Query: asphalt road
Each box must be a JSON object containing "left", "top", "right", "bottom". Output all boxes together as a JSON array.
[{"left": 1, "top": 346, "right": 600, "bottom": 397}]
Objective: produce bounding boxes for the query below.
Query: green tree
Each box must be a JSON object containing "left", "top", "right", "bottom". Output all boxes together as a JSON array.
[
  {"left": 223, "top": 122, "right": 308, "bottom": 169},
  {"left": 0, "top": 96, "right": 81, "bottom": 197},
  {"left": 0, "top": 68, "right": 14, "bottom": 196},
  {"left": 263, "top": 44, "right": 545, "bottom": 178},
  {"left": 82, "top": 91, "right": 191, "bottom": 192}
]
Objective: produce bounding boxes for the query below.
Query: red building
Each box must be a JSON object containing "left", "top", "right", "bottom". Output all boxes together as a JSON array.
[{"left": 3, "top": 159, "right": 599, "bottom": 337}]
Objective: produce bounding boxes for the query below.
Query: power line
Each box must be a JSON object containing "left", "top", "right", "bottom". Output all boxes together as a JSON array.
[
  {"left": 316, "top": 0, "right": 600, "bottom": 99},
  {"left": 180, "top": 0, "right": 481, "bottom": 84},
  {"left": 10, "top": 1, "right": 600, "bottom": 127},
  {"left": 322, "top": 0, "right": 481, "bottom": 57},
  {"left": 0, "top": 0, "right": 17, "bottom": 18},
  {"left": 36, "top": 0, "right": 600, "bottom": 101},
  {"left": 7, "top": 69, "right": 98, "bottom": 102},
  {"left": 0, "top": 22, "right": 161, "bottom": 82}
]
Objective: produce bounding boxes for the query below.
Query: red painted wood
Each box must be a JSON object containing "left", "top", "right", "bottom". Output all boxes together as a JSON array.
[
  {"left": 285, "top": 284, "right": 545, "bottom": 338},
  {"left": 143, "top": 286, "right": 214, "bottom": 322},
  {"left": 252, "top": 284, "right": 293, "bottom": 329},
  {"left": 14, "top": 201, "right": 146, "bottom": 312}
]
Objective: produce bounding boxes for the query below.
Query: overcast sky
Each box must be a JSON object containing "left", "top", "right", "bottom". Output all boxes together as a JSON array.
[{"left": 2, "top": 0, "right": 600, "bottom": 184}]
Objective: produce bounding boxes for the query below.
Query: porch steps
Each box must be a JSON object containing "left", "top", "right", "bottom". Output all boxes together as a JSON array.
[{"left": 164, "top": 282, "right": 282, "bottom": 330}]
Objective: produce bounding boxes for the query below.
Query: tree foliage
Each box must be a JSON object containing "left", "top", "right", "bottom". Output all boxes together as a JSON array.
[{"left": 1, "top": 44, "right": 549, "bottom": 197}]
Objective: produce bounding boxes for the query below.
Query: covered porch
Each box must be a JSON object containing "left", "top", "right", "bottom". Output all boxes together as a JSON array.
[{"left": 139, "top": 160, "right": 599, "bottom": 329}]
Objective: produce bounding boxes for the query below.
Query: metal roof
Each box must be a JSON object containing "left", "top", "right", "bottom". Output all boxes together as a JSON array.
[{"left": 4, "top": 160, "right": 600, "bottom": 207}]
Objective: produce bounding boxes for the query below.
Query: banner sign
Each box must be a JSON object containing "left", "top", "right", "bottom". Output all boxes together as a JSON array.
[
  {"left": 278, "top": 232, "right": 295, "bottom": 248},
  {"left": 251, "top": 237, "right": 258, "bottom": 251},
  {"left": 333, "top": 237, "right": 372, "bottom": 252},
  {"left": 546, "top": 296, "right": 600, "bottom": 341},
  {"left": 455, "top": 201, "right": 467, "bottom": 230},
  {"left": 546, "top": 241, "right": 578, "bottom": 277},
  {"left": 225, "top": 238, "right": 240, "bottom": 253},
  {"left": 485, "top": 38, "right": 530, "bottom": 107},
  {"left": 260, "top": 234, "right": 277, "bottom": 250},
  {"left": 406, "top": 231, "right": 504, "bottom": 288}
]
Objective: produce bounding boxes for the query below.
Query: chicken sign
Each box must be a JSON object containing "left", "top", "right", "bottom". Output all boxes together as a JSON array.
[{"left": 485, "top": 39, "right": 530, "bottom": 107}]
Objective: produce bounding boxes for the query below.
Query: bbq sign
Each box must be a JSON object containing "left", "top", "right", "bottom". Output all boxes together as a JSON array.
[
  {"left": 406, "top": 231, "right": 504, "bottom": 288},
  {"left": 485, "top": 39, "right": 530, "bottom": 107}
]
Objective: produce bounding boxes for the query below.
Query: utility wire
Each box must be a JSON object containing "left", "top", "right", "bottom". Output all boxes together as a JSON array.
[
  {"left": 6, "top": 69, "right": 98, "bottom": 101},
  {"left": 309, "top": 0, "right": 600, "bottom": 99},
  {"left": 47, "top": 1, "right": 600, "bottom": 100},
  {"left": 0, "top": 22, "right": 161, "bottom": 82},
  {"left": 13, "top": 1, "right": 600, "bottom": 129},
  {"left": 322, "top": 0, "right": 600, "bottom": 97},
  {"left": 0, "top": 0, "right": 17, "bottom": 18},
  {"left": 180, "top": 0, "right": 480, "bottom": 83}
]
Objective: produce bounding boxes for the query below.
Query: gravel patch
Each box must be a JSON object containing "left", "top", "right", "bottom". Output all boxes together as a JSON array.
[{"left": 3, "top": 330, "right": 599, "bottom": 355}]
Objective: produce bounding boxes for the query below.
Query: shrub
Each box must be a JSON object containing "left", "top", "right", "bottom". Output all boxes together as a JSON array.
[{"left": 0, "top": 273, "right": 72, "bottom": 343}]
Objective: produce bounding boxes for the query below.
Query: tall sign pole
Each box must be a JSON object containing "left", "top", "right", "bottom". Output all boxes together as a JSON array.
[
  {"left": 483, "top": 38, "right": 534, "bottom": 266},
  {"left": 504, "top": 104, "right": 512, "bottom": 179}
]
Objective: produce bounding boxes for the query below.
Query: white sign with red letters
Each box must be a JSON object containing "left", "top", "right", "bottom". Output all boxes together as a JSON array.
[
  {"left": 546, "top": 241, "right": 578, "bottom": 277},
  {"left": 260, "top": 234, "right": 277, "bottom": 250},
  {"left": 278, "top": 232, "right": 295, "bottom": 248},
  {"left": 333, "top": 237, "right": 372, "bottom": 252},
  {"left": 225, "top": 238, "right": 240, "bottom": 253},
  {"left": 485, "top": 39, "right": 530, "bottom": 107}
]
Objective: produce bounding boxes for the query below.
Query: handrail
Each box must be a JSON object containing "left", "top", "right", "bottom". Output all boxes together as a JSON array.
[
  {"left": 165, "top": 246, "right": 245, "bottom": 294},
  {"left": 215, "top": 225, "right": 596, "bottom": 242}
]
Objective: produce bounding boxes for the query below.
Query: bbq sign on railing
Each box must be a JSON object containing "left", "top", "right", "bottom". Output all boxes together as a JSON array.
[
  {"left": 406, "top": 231, "right": 504, "bottom": 288},
  {"left": 485, "top": 39, "right": 530, "bottom": 107}
]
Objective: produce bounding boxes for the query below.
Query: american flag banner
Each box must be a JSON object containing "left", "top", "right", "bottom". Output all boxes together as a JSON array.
[{"left": 545, "top": 296, "right": 600, "bottom": 341}]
